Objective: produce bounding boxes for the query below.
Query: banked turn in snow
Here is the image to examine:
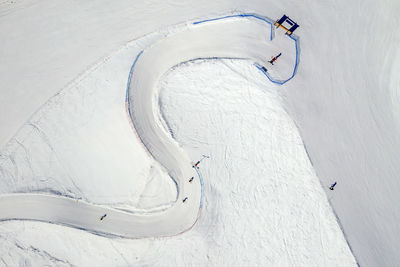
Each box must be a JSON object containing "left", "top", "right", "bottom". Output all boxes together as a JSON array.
[{"left": 0, "top": 15, "right": 298, "bottom": 238}]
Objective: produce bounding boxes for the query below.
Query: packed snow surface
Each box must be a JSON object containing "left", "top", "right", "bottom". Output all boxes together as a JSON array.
[{"left": 1, "top": 0, "right": 400, "bottom": 266}]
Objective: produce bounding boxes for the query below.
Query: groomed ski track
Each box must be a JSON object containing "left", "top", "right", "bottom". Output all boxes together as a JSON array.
[{"left": 0, "top": 15, "right": 298, "bottom": 238}]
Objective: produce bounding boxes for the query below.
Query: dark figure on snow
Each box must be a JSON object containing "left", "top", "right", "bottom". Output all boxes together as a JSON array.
[
  {"left": 193, "top": 161, "right": 200, "bottom": 168},
  {"left": 183, "top": 197, "right": 188, "bottom": 203},
  {"left": 100, "top": 214, "right": 107, "bottom": 220},
  {"left": 329, "top": 182, "right": 337, "bottom": 190},
  {"left": 189, "top": 177, "right": 194, "bottom": 183},
  {"left": 269, "top": 52, "right": 282, "bottom": 65}
]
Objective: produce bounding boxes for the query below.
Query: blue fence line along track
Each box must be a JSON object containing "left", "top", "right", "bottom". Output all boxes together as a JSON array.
[
  {"left": 194, "top": 13, "right": 300, "bottom": 85},
  {"left": 125, "top": 50, "right": 143, "bottom": 103},
  {"left": 193, "top": 166, "right": 204, "bottom": 209}
]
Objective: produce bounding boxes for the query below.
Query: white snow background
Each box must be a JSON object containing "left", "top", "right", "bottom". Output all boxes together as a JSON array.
[{"left": 0, "top": 0, "right": 399, "bottom": 266}]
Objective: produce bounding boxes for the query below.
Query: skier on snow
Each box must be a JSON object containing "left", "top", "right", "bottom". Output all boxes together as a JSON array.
[
  {"left": 269, "top": 52, "right": 282, "bottom": 65},
  {"left": 329, "top": 182, "right": 337, "bottom": 190}
]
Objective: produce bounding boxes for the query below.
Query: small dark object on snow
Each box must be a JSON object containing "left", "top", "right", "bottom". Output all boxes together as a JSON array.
[
  {"left": 100, "top": 214, "right": 107, "bottom": 220},
  {"left": 261, "top": 66, "right": 268, "bottom": 72},
  {"left": 183, "top": 197, "right": 188, "bottom": 203},
  {"left": 189, "top": 177, "right": 194, "bottom": 183},
  {"left": 329, "top": 182, "right": 337, "bottom": 190}
]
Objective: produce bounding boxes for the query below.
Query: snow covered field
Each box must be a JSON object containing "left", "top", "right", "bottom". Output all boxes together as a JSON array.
[{"left": 1, "top": 0, "right": 399, "bottom": 266}]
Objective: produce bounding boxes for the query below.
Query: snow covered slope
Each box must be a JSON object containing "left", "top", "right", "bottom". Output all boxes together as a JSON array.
[
  {"left": 278, "top": 2, "right": 400, "bottom": 266},
  {"left": 0, "top": 15, "right": 298, "bottom": 238},
  {"left": 157, "top": 58, "right": 356, "bottom": 266},
  {"left": 1, "top": 0, "right": 399, "bottom": 266},
  {"left": 0, "top": 57, "right": 356, "bottom": 266},
  {"left": 0, "top": 0, "right": 236, "bottom": 148},
  {"left": 0, "top": 32, "right": 177, "bottom": 211}
]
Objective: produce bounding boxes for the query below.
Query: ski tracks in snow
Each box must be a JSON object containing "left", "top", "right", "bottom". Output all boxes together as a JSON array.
[{"left": 0, "top": 14, "right": 301, "bottom": 240}]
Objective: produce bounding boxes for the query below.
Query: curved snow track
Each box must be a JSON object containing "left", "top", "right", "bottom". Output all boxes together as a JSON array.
[{"left": 0, "top": 14, "right": 298, "bottom": 238}]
